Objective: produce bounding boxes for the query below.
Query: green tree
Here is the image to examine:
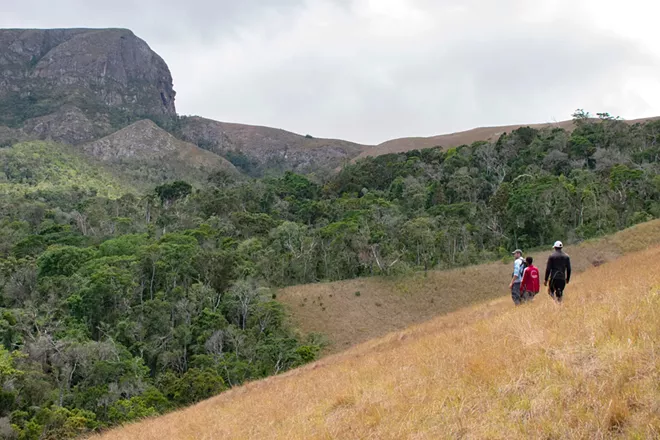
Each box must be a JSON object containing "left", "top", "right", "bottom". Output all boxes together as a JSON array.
[{"left": 155, "top": 181, "right": 192, "bottom": 206}]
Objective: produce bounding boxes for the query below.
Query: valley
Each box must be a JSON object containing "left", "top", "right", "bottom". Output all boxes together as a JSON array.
[{"left": 95, "top": 236, "right": 660, "bottom": 439}]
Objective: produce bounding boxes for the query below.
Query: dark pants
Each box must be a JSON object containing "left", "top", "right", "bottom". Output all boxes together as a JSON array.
[
  {"left": 549, "top": 278, "right": 566, "bottom": 302},
  {"left": 511, "top": 282, "right": 522, "bottom": 305},
  {"left": 522, "top": 289, "right": 537, "bottom": 302}
]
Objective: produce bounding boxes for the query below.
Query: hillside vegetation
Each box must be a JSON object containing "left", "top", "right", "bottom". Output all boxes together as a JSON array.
[
  {"left": 0, "top": 113, "right": 659, "bottom": 438},
  {"left": 360, "top": 115, "right": 660, "bottom": 159},
  {"left": 0, "top": 141, "right": 133, "bottom": 197},
  {"left": 280, "top": 219, "right": 660, "bottom": 353},
  {"left": 177, "top": 116, "right": 371, "bottom": 176},
  {"left": 95, "top": 242, "right": 660, "bottom": 439}
]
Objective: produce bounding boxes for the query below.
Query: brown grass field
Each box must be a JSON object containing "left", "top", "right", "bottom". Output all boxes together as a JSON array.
[
  {"left": 279, "top": 220, "right": 660, "bottom": 354},
  {"left": 95, "top": 221, "right": 660, "bottom": 439}
]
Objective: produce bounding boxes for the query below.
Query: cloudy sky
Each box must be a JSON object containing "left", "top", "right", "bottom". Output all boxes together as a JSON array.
[{"left": 3, "top": 0, "right": 660, "bottom": 144}]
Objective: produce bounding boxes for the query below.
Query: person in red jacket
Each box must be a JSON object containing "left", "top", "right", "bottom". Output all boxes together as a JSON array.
[{"left": 520, "top": 256, "right": 540, "bottom": 302}]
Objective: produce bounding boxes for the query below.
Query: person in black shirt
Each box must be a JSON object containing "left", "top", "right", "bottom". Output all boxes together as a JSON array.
[{"left": 544, "top": 240, "right": 571, "bottom": 302}]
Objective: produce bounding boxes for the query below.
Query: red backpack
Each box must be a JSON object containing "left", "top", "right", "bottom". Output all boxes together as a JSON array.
[{"left": 521, "top": 265, "right": 540, "bottom": 293}]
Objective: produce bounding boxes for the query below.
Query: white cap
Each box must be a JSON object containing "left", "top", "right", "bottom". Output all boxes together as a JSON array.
[{"left": 553, "top": 241, "right": 563, "bottom": 249}]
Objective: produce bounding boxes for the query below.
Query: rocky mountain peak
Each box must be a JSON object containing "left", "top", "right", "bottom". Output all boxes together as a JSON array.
[
  {"left": 0, "top": 27, "right": 371, "bottom": 176},
  {"left": 0, "top": 28, "right": 176, "bottom": 132}
]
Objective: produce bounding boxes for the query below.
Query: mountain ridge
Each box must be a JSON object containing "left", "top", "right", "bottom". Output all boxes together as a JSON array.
[
  {"left": 0, "top": 28, "right": 175, "bottom": 123},
  {"left": 2, "top": 27, "right": 660, "bottom": 178},
  {"left": 178, "top": 115, "right": 372, "bottom": 175}
]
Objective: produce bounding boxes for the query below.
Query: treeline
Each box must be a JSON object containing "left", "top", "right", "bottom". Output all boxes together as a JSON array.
[
  {"left": 198, "top": 111, "right": 660, "bottom": 282},
  {"left": 0, "top": 111, "right": 659, "bottom": 438}
]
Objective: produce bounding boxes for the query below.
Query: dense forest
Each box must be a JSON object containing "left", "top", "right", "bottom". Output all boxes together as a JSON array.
[{"left": 0, "top": 111, "right": 659, "bottom": 438}]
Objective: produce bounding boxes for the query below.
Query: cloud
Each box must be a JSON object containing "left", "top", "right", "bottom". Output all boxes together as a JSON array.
[
  {"left": 2, "top": 0, "right": 304, "bottom": 43},
  {"left": 3, "top": 0, "right": 660, "bottom": 144}
]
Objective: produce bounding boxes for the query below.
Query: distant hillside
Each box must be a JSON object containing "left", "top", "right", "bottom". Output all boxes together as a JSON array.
[
  {"left": 0, "top": 141, "right": 133, "bottom": 197},
  {"left": 0, "top": 120, "right": 238, "bottom": 195},
  {"left": 94, "top": 232, "right": 660, "bottom": 440},
  {"left": 178, "top": 116, "right": 372, "bottom": 175},
  {"left": 279, "top": 220, "right": 660, "bottom": 353},
  {"left": 358, "top": 116, "right": 660, "bottom": 159},
  {"left": 82, "top": 119, "right": 238, "bottom": 186}
]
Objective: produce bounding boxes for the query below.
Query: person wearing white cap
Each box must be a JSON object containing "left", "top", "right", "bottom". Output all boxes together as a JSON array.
[
  {"left": 544, "top": 241, "right": 572, "bottom": 302},
  {"left": 509, "top": 248, "right": 525, "bottom": 305}
]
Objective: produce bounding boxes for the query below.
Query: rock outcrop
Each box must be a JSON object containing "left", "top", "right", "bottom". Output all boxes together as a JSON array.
[
  {"left": 0, "top": 28, "right": 175, "bottom": 115},
  {"left": 83, "top": 119, "right": 236, "bottom": 172},
  {"left": 0, "top": 28, "right": 176, "bottom": 144},
  {"left": 20, "top": 105, "right": 113, "bottom": 144}
]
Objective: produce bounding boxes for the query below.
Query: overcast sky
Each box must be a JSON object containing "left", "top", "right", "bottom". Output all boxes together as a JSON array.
[{"left": 3, "top": 0, "right": 660, "bottom": 144}]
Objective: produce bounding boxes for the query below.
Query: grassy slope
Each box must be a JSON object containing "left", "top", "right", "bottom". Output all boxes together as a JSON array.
[
  {"left": 0, "top": 141, "right": 134, "bottom": 197},
  {"left": 0, "top": 137, "right": 225, "bottom": 196},
  {"left": 95, "top": 226, "right": 660, "bottom": 439},
  {"left": 279, "top": 220, "right": 660, "bottom": 354}
]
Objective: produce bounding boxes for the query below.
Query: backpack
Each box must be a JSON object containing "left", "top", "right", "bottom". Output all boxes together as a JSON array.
[
  {"left": 523, "top": 265, "right": 541, "bottom": 293},
  {"left": 518, "top": 259, "right": 528, "bottom": 279}
]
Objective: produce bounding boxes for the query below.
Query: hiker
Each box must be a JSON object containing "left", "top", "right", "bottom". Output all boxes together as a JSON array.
[
  {"left": 520, "top": 256, "right": 540, "bottom": 302},
  {"left": 509, "top": 249, "right": 525, "bottom": 305},
  {"left": 544, "top": 241, "right": 572, "bottom": 302}
]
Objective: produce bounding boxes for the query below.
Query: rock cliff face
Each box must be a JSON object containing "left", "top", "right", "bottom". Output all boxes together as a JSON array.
[
  {"left": 20, "top": 105, "right": 111, "bottom": 144},
  {"left": 0, "top": 28, "right": 175, "bottom": 114},
  {"left": 0, "top": 28, "right": 175, "bottom": 143}
]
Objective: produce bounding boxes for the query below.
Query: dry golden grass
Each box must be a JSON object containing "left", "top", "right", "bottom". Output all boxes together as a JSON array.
[
  {"left": 96, "top": 233, "right": 660, "bottom": 440},
  {"left": 280, "top": 219, "right": 660, "bottom": 353}
]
